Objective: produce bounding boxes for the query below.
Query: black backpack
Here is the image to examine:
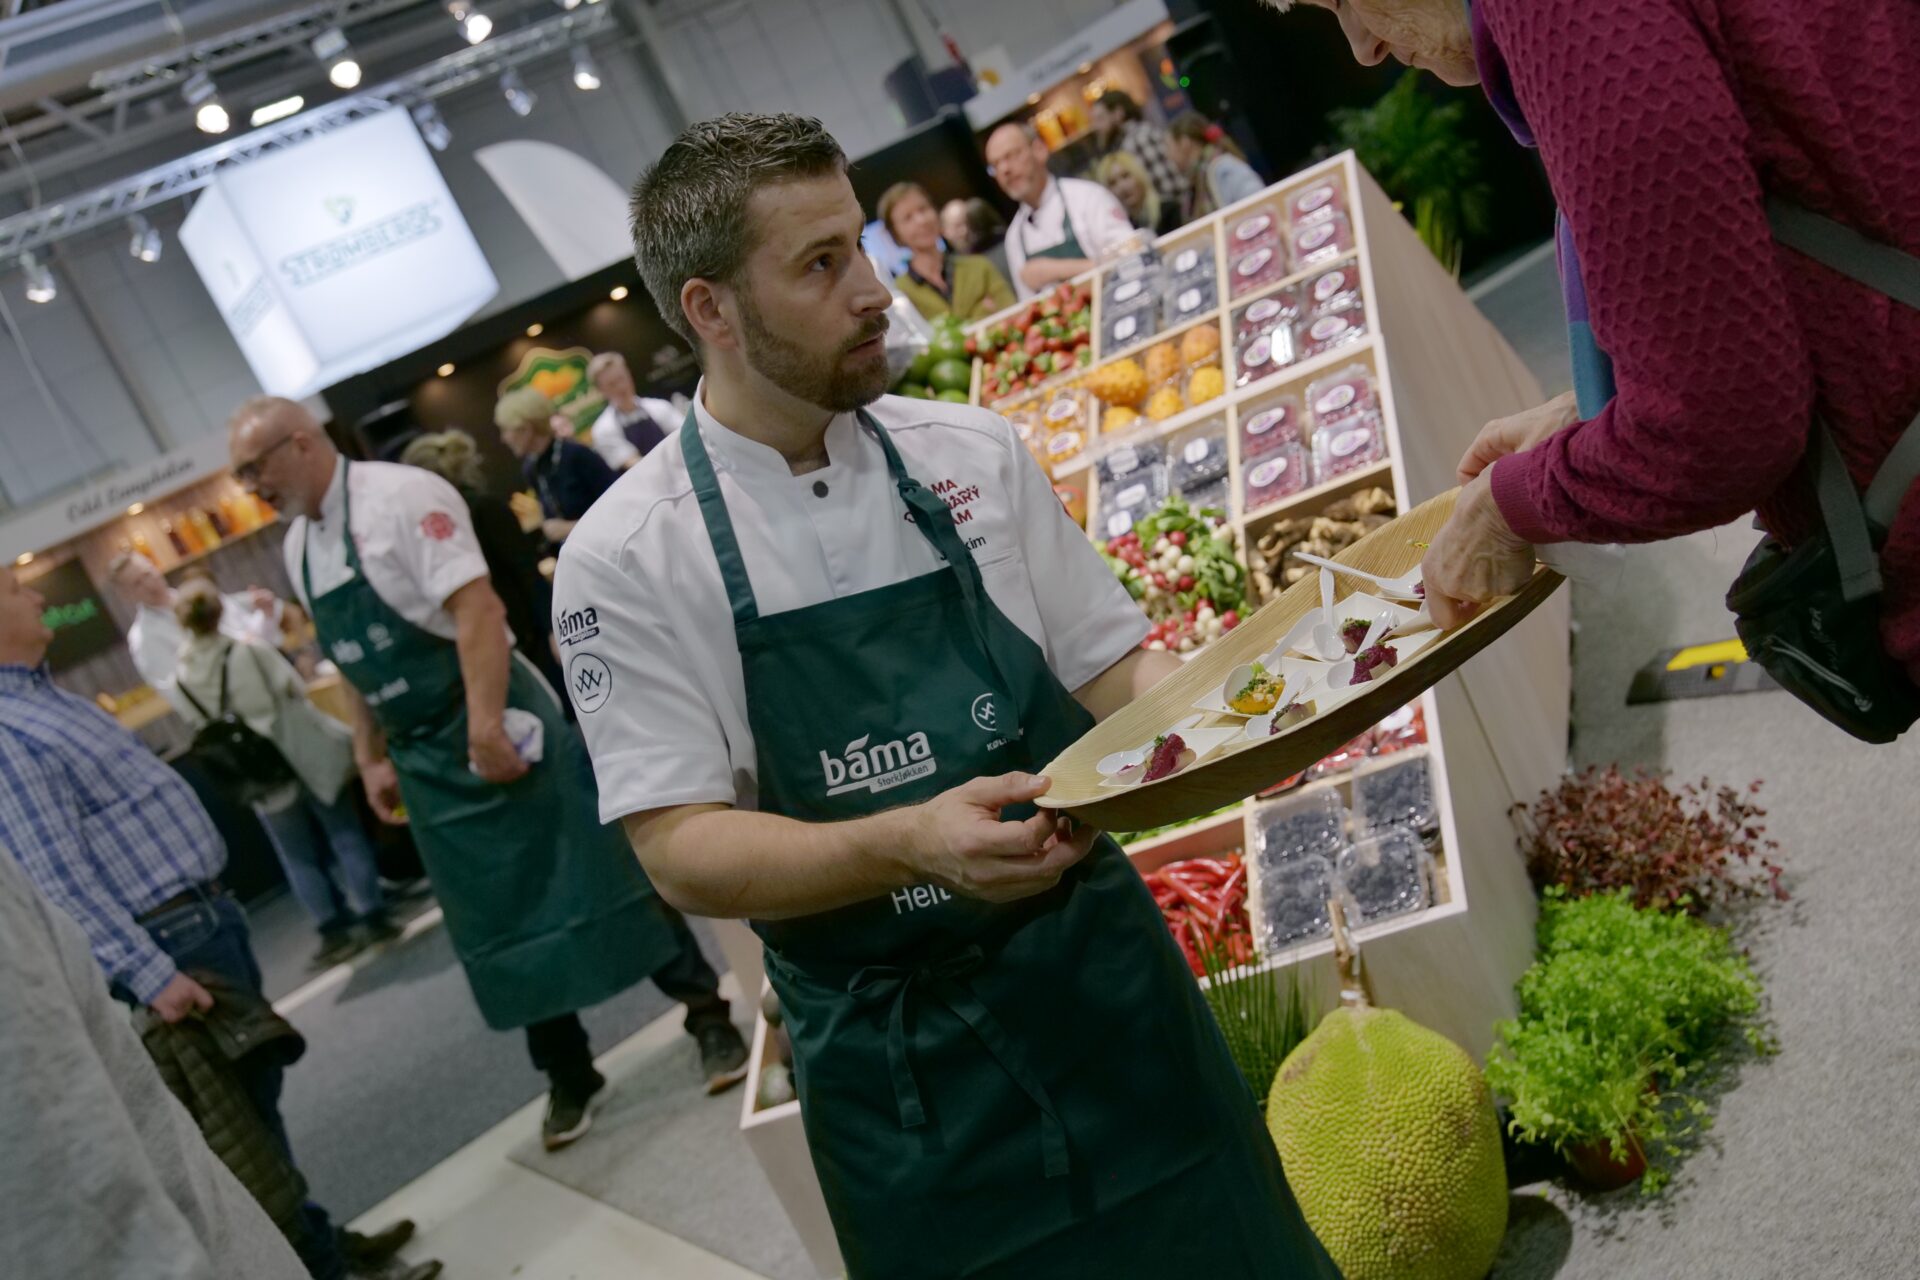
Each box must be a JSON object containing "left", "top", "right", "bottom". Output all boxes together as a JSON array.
[
  {"left": 177, "top": 643, "right": 300, "bottom": 806},
  {"left": 1725, "top": 200, "right": 1920, "bottom": 743}
]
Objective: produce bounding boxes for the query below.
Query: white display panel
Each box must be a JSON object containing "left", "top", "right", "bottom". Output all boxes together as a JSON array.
[{"left": 180, "top": 109, "right": 498, "bottom": 399}]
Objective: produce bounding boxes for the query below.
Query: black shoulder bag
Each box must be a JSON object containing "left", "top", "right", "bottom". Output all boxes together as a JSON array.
[
  {"left": 177, "top": 643, "right": 300, "bottom": 806},
  {"left": 1724, "top": 201, "right": 1920, "bottom": 743}
]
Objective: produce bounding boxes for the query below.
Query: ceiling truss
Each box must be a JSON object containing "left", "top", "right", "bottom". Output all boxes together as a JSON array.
[{"left": 0, "top": 2, "right": 613, "bottom": 259}]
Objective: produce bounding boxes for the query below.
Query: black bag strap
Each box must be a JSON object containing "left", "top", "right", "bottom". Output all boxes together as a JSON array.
[
  {"left": 216, "top": 642, "right": 233, "bottom": 717},
  {"left": 174, "top": 672, "right": 214, "bottom": 723},
  {"left": 1767, "top": 199, "right": 1920, "bottom": 595}
]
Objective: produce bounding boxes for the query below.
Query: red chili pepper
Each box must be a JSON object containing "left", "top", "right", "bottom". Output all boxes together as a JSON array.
[{"left": 1162, "top": 872, "right": 1217, "bottom": 915}]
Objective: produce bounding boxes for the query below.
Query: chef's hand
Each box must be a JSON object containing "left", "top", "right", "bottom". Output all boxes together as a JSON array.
[
  {"left": 911, "top": 773, "right": 1095, "bottom": 903},
  {"left": 149, "top": 972, "right": 214, "bottom": 1024},
  {"left": 246, "top": 586, "right": 277, "bottom": 614},
  {"left": 1420, "top": 470, "right": 1535, "bottom": 631},
  {"left": 1456, "top": 390, "right": 1579, "bottom": 484},
  {"left": 469, "top": 723, "right": 530, "bottom": 785},
  {"left": 361, "top": 757, "right": 409, "bottom": 825}
]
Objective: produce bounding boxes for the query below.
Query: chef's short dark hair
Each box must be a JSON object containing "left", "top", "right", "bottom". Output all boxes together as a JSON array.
[{"left": 629, "top": 112, "right": 847, "bottom": 349}]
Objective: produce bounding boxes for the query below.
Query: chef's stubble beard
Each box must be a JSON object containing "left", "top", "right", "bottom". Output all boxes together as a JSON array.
[{"left": 738, "top": 287, "right": 892, "bottom": 413}]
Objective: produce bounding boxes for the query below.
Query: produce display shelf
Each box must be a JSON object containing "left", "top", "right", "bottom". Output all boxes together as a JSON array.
[
  {"left": 980, "top": 365, "right": 1085, "bottom": 413},
  {"left": 162, "top": 518, "right": 280, "bottom": 576},
  {"left": 1223, "top": 254, "right": 1356, "bottom": 316},
  {"left": 1089, "top": 395, "right": 1230, "bottom": 461},
  {"left": 1097, "top": 307, "right": 1222, "bottom": 369},
  {"left": 1054, "top": 154, "right": 1566, "bottom": 1061},
  {"left": 1225, "top": 335, "right": 1381, "bottom": 412},
  {"left": 1239, "top": 460, "right": 1394, "bottom": 528},
  {"left": 1120, "top": 809, "right": 1245, "bottom": 863}
]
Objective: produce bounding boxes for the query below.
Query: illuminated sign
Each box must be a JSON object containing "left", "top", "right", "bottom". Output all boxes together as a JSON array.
[{"left": 179, "top": 110, "right": 497, "bottom": 400}]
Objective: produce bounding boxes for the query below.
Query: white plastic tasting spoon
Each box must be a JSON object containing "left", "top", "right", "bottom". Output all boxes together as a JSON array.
[{"left": 1292, "top": 551, "right": 1424, "bottom": 602}]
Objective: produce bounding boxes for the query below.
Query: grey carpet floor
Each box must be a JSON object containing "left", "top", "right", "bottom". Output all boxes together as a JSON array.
[
  {"left": 505, "top": 1022, "right": 816, "bottom": 1280},
  {"left": 1488, "top": 530, "right": 1920, "bottom": 1280},
  {"left": 271, "top": 913, "right": 722, "bottom": 1223}
]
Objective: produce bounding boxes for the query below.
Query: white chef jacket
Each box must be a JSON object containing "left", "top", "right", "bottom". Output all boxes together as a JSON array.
[
  {"left": 589, "top": 398, "right": 682, "bottom": 471},
  {"left": 281, "top": 457, "right": 491, "bottom": 644},
  {"left": 552, "top": 387, "right": 1150, "bottom": 821},
  {"left": 1004, "top": 176, "right": 1134, "bottom": 300},
  {"left": 127, "top": 594, "right": 278, "bottom": 715}
]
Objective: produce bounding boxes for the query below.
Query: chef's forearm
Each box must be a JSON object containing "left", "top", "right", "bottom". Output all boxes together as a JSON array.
[
  {"left": 624, "top": 803, "right": 920, "bottom": 920},
  {"left": 1074, "top": 647, "right": 1183, "bottom": 722},
  {"left": 446, "top": 579, "right": 513, "bottom": 737}
]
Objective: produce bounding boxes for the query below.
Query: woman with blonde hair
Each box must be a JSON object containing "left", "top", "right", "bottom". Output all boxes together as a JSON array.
[
  {"left": 172, "top": 578, "right": 394, "bottom": 969},
  {"left": 1095, "top": 150, "right": 1176, "bottom": 236}
]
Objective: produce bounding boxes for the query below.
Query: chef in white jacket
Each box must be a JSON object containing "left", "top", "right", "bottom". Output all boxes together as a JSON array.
[
  {"left": 108, "top": 552, "right": 279, "bottom": 714},
  {"left": 986, "top": 122, "right": 1134, "bottom": 299},
  {"left": 586, "top": 352, "right": 683, "bottom": 471}
]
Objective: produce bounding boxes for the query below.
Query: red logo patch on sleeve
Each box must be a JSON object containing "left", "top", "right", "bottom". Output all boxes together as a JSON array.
[{"left": 419, "top": 511, "right": 456, "bottom": 541}]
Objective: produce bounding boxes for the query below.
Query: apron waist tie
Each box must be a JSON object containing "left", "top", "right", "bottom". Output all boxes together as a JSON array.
[{"left": 847, "top": 944, "right": 1071, "bottom": 1180}]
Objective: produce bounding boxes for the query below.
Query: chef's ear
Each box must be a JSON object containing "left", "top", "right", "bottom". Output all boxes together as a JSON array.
[{"left": 680, "top": 277, "right": 738, "bottom": 353}]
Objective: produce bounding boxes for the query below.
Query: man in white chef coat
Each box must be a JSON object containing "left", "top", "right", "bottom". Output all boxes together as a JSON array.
[
  {"left": 109, "top": 553, "right": 279, "bottom": 714},
  {"left": 223, "top": 400, "right": 749, "bottom": 1150},
  {"left": 585, "top": 351, "right": 681, "bottom": 472},
  {"left": 986, "top": 122, "right": 1134, "bottom": 299},
  {"left": 551, "top": 111, "right": 1336, "bottom": 1276}
]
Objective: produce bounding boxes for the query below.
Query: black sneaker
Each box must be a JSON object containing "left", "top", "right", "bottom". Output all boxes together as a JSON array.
[
  {"left": 357, "top": 913, "right": 403, "bottom": 946},
  {"left": 541, "top": 1069, "right": 607, "bottom": 1152},
  {"left": 339, "top": 1219, "right": 414, "bottom": 1268},
  {"left": 697, "top": 1022, "right": 750, "bottom": 1095},
  {"left": 310, "top": 929, "right": 364, "bottom": 970}
]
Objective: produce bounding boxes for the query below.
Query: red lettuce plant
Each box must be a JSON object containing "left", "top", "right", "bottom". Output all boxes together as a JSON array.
[{"left": 1514, "top": 767, "right": 1786, "bottom": 913}]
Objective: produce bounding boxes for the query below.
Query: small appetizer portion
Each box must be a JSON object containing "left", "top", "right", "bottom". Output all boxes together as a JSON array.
[
  {"left": 1143, "top": 733, "right": 1196, "bottom": 783},
  {"left": 1227, "top": 663, "right": 1286, "bottom": 716},
  {"left": 1348, "top": 642, "right": 1400, "bottom": 686}
]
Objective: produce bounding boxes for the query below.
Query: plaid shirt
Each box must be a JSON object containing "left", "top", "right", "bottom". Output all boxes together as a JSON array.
[
  {"left": 1120, "top": 119, "right": 1191, "bottom": 210},
  {"left": 0, "top": 664, "right": 225, "bottom": 1001}
]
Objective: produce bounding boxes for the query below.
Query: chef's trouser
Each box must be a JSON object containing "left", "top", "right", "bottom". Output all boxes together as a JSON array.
[{"left": 523, "top": 906, "right": 729, "bottom": 1090}]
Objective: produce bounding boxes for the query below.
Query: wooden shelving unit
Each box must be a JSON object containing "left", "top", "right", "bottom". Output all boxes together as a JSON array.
[{"left": 967, "top": 152, "right": 1569, "bottom": 1055}]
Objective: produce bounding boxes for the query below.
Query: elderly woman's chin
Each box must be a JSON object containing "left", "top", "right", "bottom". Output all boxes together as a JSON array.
[{"left": 1418, "top": 49, "right": 1481, "bottom": 88}]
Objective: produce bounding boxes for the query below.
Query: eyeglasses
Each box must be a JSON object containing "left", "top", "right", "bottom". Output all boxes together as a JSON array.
[{"left": 233, "top": 434, "right": 295, "bottom": 485}]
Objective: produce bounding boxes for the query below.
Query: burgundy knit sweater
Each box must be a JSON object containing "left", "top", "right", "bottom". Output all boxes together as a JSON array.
[{"left": 1479, "top": 0, "right": 1920, "bottom": 674}]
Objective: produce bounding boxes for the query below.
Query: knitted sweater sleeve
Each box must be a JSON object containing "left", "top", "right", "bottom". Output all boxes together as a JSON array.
[{"left": 1483, "top": 0, "right": 1815, "bottom": 545}]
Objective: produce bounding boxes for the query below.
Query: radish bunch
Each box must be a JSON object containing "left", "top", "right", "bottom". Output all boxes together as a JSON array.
[{"left": 1102, "top": 497, "right": 1249, "bottom": 654}]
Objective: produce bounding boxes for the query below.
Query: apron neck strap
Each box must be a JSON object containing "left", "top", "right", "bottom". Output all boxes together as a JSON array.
[
  {"left": 301, "top": 459, "right": 361, "bottom": 603},
  {"left": 679, "top": 402, "right": 1001, "bottom": 618},
  {"left": 680, "top": 408, "right": 761, "bottom": 626},
  {"left": 679, "top": 402, "right": 1021, "bottom": 738}
]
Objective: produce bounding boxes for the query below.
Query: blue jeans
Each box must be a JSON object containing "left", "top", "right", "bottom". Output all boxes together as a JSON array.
[
  {"left": 142, "top": 890, "right": 347, "bottom": 1280},
  {"left": 256, "top": 786, "right": 387, "bottom": 934}
]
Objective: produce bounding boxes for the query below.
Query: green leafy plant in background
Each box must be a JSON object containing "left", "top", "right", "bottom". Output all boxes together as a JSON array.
[
  {"left": 1201, "top": 951, "right": 1318, "bottom": 1098},
  {"left": 1486, "top": 889, "right": 1773, "bottom": 1194},
  {"left": 1328, "top": 71, "right": 1492, "bottom": 275}
]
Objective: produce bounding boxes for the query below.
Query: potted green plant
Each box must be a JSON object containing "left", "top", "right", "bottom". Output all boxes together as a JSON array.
[
  {"left": 1486, "top": 889, "right": 1771, "bottom": 1194},
  {"left": 1327, "top": 71, "right": 1493, "bottom": 275}
]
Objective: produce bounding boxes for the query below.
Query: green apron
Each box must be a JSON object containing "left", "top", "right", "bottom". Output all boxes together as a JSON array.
[
  {"left": 681, "top": 410, "right": 1337, "bottom": 1278},
  {"left": 1018, "top": 181, "right": 1089, "bottom": 263},
  {"left": 301, "top": 464, "right": 676, "bottom": 1030}
]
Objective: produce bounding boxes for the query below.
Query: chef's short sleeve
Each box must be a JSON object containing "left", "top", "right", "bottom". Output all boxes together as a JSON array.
[
  {"left": 383, "top": 470, "right": 491, "bottom": 608},
  {"left": 1006, "top": 431, "right": 1149, "bottom": 692},
  {"left": 551, "top": 539, "right": 738, "bottom": 820}
]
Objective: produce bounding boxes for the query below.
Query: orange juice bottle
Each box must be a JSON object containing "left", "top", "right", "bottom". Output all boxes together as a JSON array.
[
  {"left": 129, "top": 531, "right": 158, "bottom": 564},
  {"left": 174, "top": 515, "right": 204, "bottom": 556},
  {"left": 189, "top": 508, "right": 221, "bottom": 549},
  {"left": 219, "top": 495, "right": 249, "bottom": 534}
]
